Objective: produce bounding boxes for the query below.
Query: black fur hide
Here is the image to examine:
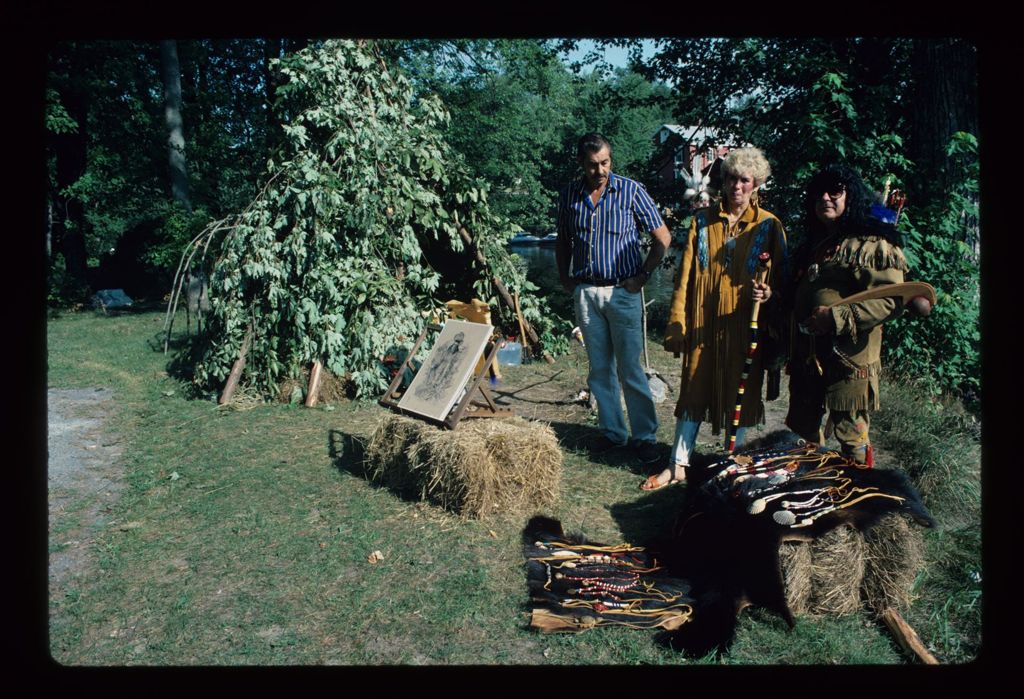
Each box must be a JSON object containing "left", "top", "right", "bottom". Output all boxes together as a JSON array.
[{"left": 523, "top": 431, "right": 936, "bottom": 658}]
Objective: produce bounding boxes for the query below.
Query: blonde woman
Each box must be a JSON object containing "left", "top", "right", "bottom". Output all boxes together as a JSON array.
[{"left": 642, "top": 147, "right": 787, "bottom": 490}]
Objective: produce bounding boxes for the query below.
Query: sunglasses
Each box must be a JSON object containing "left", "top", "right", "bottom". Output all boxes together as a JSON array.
[
  {"left": 818, "top": 181, "right": 846, "bottom": 198},
  {"left": 811, "top": 183, "right": 843, "bottom": 202}
]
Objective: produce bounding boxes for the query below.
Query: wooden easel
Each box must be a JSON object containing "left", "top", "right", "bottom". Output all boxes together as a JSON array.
[{"left": 378, "top": 323, "right": 513, "bottom": 429}]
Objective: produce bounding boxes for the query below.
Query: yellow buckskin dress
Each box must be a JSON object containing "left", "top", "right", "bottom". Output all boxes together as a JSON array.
[{"left": 663, "top": 201, "right": 787, "bottom": 436}]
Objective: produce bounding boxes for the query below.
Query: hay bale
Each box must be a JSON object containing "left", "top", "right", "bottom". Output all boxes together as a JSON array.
[
  {"left": 780, "top": 515, "right": 924, "bottom": 619},
  {"left": 364, "top": 412, "right": 428, "bottom": 493},
  {"left": 807, "top": 524, "right": 865, "bottom": 616},
  {"left": 779, "top": 541, "right": 813, "bottom": 616},
  {"left": 364, "top": 413, "right": 561, "bottom": 519},
  {"left": 317, "top": 369, "right": 347, "bottom": 403},
  {"left": 779, "top": 525, "right": 865, "bottom": 618},
  {"left": 276, "top": 377, "right": 305, "bottom": 404},
  {"left": 862, "top": 513, "right": 925, "bottom": 614}
]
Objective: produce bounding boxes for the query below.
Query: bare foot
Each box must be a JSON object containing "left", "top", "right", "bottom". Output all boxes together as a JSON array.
[{"left": 639, "top": 464, "right": 687, "bottom": 491}]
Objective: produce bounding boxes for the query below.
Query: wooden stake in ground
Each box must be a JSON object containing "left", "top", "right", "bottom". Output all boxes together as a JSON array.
[
  {"left": 219, "top": 324, "right": 253, "bottom": 406},
  {"left": 513, "top": 291, "right": 530, "bottom": 360},
  {"left": 305, "top": 359, "right": 323, "bottom": 407}
]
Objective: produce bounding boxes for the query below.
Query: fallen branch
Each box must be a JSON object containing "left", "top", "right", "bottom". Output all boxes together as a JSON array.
[
  {"left": 879, "top": 606, "right": 939, "bottom": 664},
  {"left": 163, "top": 216, "right": 233, "bottom": 353},
  {"left": 458, "top": 226, "right": 554, "bottom": 364}
]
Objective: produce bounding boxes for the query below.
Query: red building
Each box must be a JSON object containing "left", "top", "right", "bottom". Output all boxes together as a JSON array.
[{"left": 652, "top": 124, "right": 743, "bottom": 194}]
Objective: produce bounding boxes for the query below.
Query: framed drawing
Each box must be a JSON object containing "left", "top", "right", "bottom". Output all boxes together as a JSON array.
[{"left": 397, "top": 320, "right": 493, "bottom": 423}]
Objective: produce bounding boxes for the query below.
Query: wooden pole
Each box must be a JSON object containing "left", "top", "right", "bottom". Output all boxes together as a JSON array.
[
  {"left": 458, "top": 226, "right": 555, "bottom": 364},
  {"left": 219, "top": 324, "right": 253, "bottom": 406},
  {"left": 880, "top": 607, "right": 939, "bottom": 665},
  {"left": 513, "top": 291, "right": 529, "bottom": 359},
  {"left": 304, "top": 359, "right": 323, "bottom": 407},
  {"left": 640, "top": 287, "right": 651, "bottom": 371},
  {"left": 728, "top": 252, "right": 771, "bottom": 453}
]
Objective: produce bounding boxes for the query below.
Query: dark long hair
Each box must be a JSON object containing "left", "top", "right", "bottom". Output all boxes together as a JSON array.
[
  {"left": 802, "top": 163, "right": 882, "bottom": 237},
  {"left": 785, "top": 163, "right": 903, "bottom": 296}
]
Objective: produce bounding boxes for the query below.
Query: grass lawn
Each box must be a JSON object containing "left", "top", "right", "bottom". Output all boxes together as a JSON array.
[{"left": 46, "top": 308, "right": 981, "bottom": 666}]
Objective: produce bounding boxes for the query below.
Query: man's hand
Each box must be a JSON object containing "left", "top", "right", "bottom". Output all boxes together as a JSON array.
[
  {"left": 620, "top": 274, "right": 646, "bottom": 294},
  {"left": 801, "top": 305, "right": 834, "bottom": 335},
  {"left": 752, "top": 281, "right": 772, "bottom": 303},
  {"left": 560, "top": 277, "right": 577, "bottom": 293}
]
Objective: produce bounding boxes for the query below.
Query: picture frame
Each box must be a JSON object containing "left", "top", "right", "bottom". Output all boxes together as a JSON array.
[{"left": 397, "top": 319, "right": 493, "bottom": 423}]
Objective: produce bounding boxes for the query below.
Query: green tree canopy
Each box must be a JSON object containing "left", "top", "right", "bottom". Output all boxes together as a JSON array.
[
  {"left": 627, "top": 37, "right": 979, "bottom": 400},
  {"left": 187, "top": 39, "right": 548, "bottom": 400},
  {"left": 46, "top": 39, "right": 285, "bottom": 300},
  {"left": 387, "top": 39, "right": 672, "bottom": 233}
]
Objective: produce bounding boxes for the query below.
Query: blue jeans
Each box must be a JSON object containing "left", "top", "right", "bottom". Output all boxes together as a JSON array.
[
  {"left": 669, "top": 417, "right": 746, "bottom": 466},
  {"left": 575, "top": 284, "right": 658, "bottom": 445}
]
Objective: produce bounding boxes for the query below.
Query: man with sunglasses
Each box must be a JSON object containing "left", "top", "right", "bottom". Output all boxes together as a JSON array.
[{"left": 783, "top": 163, "right": 909, "bottom": 465}]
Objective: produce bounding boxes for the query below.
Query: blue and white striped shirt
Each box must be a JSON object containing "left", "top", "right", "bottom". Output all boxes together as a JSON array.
[{"left": 557, "top": 172, "right": 665, "bottom": 283}]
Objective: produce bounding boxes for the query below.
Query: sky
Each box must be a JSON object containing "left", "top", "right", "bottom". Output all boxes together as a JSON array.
[{"left": 562, "top": 39, "right": 657, "bottom": 72}]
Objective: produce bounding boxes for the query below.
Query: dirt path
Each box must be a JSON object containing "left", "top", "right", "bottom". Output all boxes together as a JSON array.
[
  {"left": 491, "top": 341, "right": 893, "bottom": 468},
  {"left": 48, "top": 388, "right": 125, "bottom": 590}
]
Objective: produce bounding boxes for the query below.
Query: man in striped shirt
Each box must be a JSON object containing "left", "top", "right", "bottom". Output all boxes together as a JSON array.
[{"left": 556, "top": 133, "right": 672, "bottom": 464}]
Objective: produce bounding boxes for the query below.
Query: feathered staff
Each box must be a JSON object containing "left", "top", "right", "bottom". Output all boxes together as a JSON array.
[
  {"left": 728, "top": 251, "right": 771, "bottom": 453},
  {"left": 680, "top": 154, "right": 711, "bottom": 208},
  {"left": 888, "top": 189, "right": 907, "bottom": 225}
]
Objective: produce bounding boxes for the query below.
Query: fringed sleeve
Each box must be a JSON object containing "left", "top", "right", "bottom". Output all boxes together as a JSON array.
[
  {"left": 664, "top": 215, "right": 697, "bottom": 354},
  {"left": 830, "top": 237, "right": 909, "bottom": 339}
]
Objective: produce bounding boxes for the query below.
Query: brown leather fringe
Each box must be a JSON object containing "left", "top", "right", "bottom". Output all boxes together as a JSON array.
[
  {"left": 825, "top": 395, "right": 881, "bottom": 412},
  {"left": 826, "top": 374, "right": 881, "bottom": 411},
  {"left": 833, "top": 237, "right": 909, "bottom": 272}
]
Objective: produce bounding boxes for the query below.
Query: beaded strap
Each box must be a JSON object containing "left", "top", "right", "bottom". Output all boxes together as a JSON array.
[
  {"left": 696, "top": 211, "right": 709, "bottom": 270},
  {"left": 745, "top": 219, "right": 773, "bottom": 274}
]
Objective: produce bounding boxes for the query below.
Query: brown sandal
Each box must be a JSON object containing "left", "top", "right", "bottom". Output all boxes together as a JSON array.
[{"left": 639, "top": 465, "right": 686, "bottom": 491}]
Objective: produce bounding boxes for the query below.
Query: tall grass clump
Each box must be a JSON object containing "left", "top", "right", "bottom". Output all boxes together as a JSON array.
[{"left": 872, "top": 373, "right": 981, "bottom": 663}]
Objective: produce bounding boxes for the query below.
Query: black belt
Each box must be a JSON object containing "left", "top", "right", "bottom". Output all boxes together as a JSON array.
[{"left": 578, "top": 277, "right": 622, "bottom": 287}]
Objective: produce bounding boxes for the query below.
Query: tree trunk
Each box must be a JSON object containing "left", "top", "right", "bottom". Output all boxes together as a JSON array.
[
  {"left": 46, "top": 199, "right": 53, "bottom": 259},
  {"left": 160, "top": 40, "right": 192, "bottom": 212},
  {"left": 908, "top": 39, "right": 978, "bottom": 205},
  {"left": 52, "top": 81, "right": 90, "bottom": 297}
]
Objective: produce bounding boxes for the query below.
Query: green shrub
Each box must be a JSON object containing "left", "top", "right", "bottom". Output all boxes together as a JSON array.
[{"left": 884, "top": 133, "right": 979, "bottom": 403}]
